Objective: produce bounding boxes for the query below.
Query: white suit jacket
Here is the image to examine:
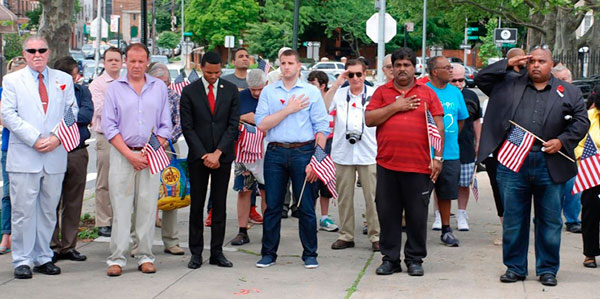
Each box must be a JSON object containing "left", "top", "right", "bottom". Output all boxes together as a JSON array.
[{"left": 1, "top": 66, "right": 78, "bottom": 174}]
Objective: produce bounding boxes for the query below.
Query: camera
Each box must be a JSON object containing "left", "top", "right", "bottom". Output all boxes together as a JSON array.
[{"left": 345, "top": 130, "right": 362, "bottom": 144}]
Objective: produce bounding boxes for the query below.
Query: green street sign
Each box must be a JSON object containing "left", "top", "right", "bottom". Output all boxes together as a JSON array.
[
  {"left": 467, "top": 27, "right": 479, "bottom": 32},
  {"left": 467, "top": 36, "right": 479, "bottom": 40},
  {"left": 183, "top": 32, "right": 193, "bottom": 37},
  {"left": 302, "top": 41, "right": 308, "bottom": 47}
]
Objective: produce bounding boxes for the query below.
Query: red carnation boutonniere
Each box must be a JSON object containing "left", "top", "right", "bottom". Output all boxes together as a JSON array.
[
  {"left": 280, "top": 99, "right": 285, "bottom": 105},
  {"left": 557, "top": 85, "right": 564, "bottom": 98},
  {"left": 352, "top": 102, "right": 357, "bottom": 108},
  {"left": 56, "top": 81, "right": 66, "bottom": 91}
]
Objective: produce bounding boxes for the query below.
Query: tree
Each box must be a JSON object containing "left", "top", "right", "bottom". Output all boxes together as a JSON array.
[
  {"left": 317, "top": 0, "right": 372, "bottom": 57},
  {"left": 4, "top": 33, "right": 26, "bottom": 61},
  {"left": 185, "top": 0, "right": 260, "bottom": 50},
  {"left": 38, "top": 0, "right": 76, "bottom": 65},
  {"left": 158, "top": 31, "right": 180, "bottom": 56},
  {"left": 25, "top": 6, "right": 42, "bottom": 30},
  {"left": 477, "top": 18, "right": 501, "bottom": 66}
]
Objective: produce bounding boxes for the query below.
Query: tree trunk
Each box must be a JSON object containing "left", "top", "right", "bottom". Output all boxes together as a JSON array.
[
  {"left": 526, "top": 12, "right": 545, "bottom": 49},
  {"left": 38, "top": 0, "right": 75, "bottom": 66}
]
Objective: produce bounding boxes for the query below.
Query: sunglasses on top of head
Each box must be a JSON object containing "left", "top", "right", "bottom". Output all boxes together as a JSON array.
[{"left": 25, "top": 48, "right": 48, "bottom": 54}]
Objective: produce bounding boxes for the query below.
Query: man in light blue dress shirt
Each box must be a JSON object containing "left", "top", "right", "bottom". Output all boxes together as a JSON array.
[{"left": 255, "top": 49, "right": 329, "bottom": 269}]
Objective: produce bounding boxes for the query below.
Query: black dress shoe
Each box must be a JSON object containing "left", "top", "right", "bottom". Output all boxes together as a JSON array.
[
  {"left": 566, "top": 223, "right": 582, "bottom": 233},
  {"left": 188, "top": 255, "right": 203, "bottom": 269},
  {"left": 499, "top": 271, "right": 526, "bottom": 283},
  {"left": 98, "top": 226, "right": 112, "bottom": 237},
  {"left": 52, "top": 252, "right": 58, "bottom": 263},
  {"left": 14, "top": 265, "right": 32, "bottom": 279},
  {"left": 58, "top": 250, "right": 87, "bottom": 261},
  {"left": 33, "top": 262, "right": 61, "bottom": 275},
  {"left": 281, "top": 209, "right": 289, "bottom": 219},
  {"left": 375, "top": 261, "right": 402, "bottom": 275},
  {"left": 290, "top": 209, "right": 299, "bottom": 218},
  {"left": 539, "top": 273, "right": 557, "bottom": 286},
  {"left": 407, "top": 263, "right": 424, "bottom": 276},
  {"left": 209, "top": 254, "right": 233, "bottom": 267}
]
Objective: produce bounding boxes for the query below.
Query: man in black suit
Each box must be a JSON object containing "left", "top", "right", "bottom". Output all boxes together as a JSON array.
[
  {"left": 476, "top": 47, "right": 589, "bottom": 286},
  {"left": 180, "top": 52, "right": 240, "bottom": 269}
]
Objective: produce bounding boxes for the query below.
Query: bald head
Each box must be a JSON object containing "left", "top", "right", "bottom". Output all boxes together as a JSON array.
[
  {"left": 528, "top": 48, "right": 553, "bottom": 83},
  {"left": 506, "top": 48, "right": 525, "bottom": 60}
]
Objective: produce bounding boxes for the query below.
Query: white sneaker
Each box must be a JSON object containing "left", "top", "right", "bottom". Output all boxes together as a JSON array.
[
  {"left": 457, "top": 210, "right": 470, "bottom": 231},
  {"left": 432, "top": 210, "right": 441, "bottom": 231}
]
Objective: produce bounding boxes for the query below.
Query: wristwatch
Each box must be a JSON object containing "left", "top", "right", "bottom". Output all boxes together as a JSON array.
[{"left": 434, "top": 156, "right": 444, "bottom": 162}]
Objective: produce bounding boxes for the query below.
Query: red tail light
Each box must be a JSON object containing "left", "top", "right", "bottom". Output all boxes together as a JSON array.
[{"left": 469, "top": 74, "right": 474, "bottom": 78}]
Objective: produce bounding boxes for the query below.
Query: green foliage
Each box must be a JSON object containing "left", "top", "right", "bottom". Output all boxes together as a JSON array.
[
  {"left": 186, "top": 0, "right": 260, "bottom": 50},
  {"left": 158, "top": 31, "right": 180, "bottom": 50},
  {"left": 316, "top": 0, "right": 372, "bottom": 56},
  {"left": 4, "top": 33, "right": 25, "bottom": 61},
  {"left": 77, "top": 227, "right": 99, "bottom": 240},
  {"left": 25, "top": 6, "right": 42, "bottom": 30},
  {"left": 478, "top": 19, "right": 501, "bottom": 66}
]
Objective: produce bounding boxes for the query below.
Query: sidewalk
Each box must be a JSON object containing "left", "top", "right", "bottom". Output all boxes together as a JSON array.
[{"left": 0, "top": 173, "right": 598, "bottom": 298}]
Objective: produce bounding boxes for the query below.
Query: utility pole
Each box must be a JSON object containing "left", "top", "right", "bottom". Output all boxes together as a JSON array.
[
  {"left": 376, "top": 0, "right": 385, "bottom": 84},
  {"left": 181, "top": 0, "right": 186, "bottom": 70},
  {"left": 152, "top": 0, "right": 157, "bottom": 54},
  {"left": 421, "top": 0, "right": 427, "bottom": 70},
  {"left": 141, "top": 0, "right": 148, "bottom": 46},
  {"left": 292, "top": 0, "right": 300, "bottom": 50},
  {"left": 94, "top": 0, "right": 102, "bottom": 76},
  {"left": 464, "top": 17, "right": 467, "bottom": 66}
]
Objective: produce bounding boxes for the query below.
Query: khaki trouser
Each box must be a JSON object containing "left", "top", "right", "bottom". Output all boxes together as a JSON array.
[
  {"left": 95, "top": 133, "right": 112, "bottom": 227},
  {"left": 106, "top": 147, "right": 160, "bottom": 267},
  {"left": 335, "top": 163, "right": 380, "bottom": 243}
]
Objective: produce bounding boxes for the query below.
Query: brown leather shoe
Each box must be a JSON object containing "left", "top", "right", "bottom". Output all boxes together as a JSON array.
[
  {"left": 164, "top": 246, "right": 185, "bottom": 255},
  {"left": 331, "top": 239, "right": 355, "bottom": 250},
  {"left": 107, "top": 265, "right": 122, "bottom": 277},
  {"left": 138, "top": 262, "right": 156, "bottom": 274},
  {"left": 372, "top": 241, "right": 380, "bottom": 252}
]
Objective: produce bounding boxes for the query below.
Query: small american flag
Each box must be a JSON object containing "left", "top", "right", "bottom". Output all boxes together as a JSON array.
[
  {"left": 56, "top": 106, "right": 80, "bottom": 152},
  {"left": 188, "top": 69, "right": 200, "bottom": 82},
  {"left": 257, "top": 58, "right": 271, "bottom": 73},
  {"left": 497, "top": 126, "right": 535, "bottom": 172},
  {"left": 144, "top": 132, "right": 170, "bottom": 175},
  {"left": 426, "top": 110, "right": 442, "bottom": 152},
  {"left": 471, "top": 175, "right": 479, "bottom": 201},
  {"left": 310, "top": 145, "right": 338, "bottom": 198},
  {"left": 234, "top": 123, "right": 265, "bottom": 164},
  {"left": 169, "top": 73, "right": 189, "bottom": 95},
  {"left": 572, "top": 134, "right": 600, "bottom": 194}
]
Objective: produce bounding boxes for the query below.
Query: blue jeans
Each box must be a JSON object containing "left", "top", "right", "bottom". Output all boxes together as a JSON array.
[
  {"left": 261, "top": 143, "right": 317, "bottom": 260},
  {"left": 1, "top": 150, "right": 10, "bottom": 234},
  {"left": 561, "top": 176, "right": 581, "bottom": 224},
  {"left": 497, "top": 151, "right": 563, "bottom": 277}
]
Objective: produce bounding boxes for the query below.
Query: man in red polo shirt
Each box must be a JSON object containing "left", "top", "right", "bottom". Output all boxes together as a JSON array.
[{"left": 365, "top": 47, "right": 444, "bottom": 277}]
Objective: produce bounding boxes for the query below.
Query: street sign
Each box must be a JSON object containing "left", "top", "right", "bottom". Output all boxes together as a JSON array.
[
  {"left": 90, "top": 17, "right": 108, "bottom": 39},
  {"left": 406, "top": 22, "right": 414, "bottom": 32},
  {"left": 494, "top": 28, "right": 517, "bottom": 44},
  {"left": 460, "top": 44, "right": 471, "bottom": 49},
  {"left": 306, "top": 41, "right": 321, "bottom": 61},
  {"left": 183, "top": 32, "right": 193, "bottom": 37},
  {"left": 467, "top": 27, "right": 479, "bottom": 34},
  {"left": 110, "top": 15, "right": 119, "bottom": 33},
  {"left": 366, "top": 13, "right": 397, "bottom": 43},
  {"left": 467, "top": 36, "right": 479, "bottom": 40},
  {"left": 224, "top": 35, "right": 235, "bottom": 48}
]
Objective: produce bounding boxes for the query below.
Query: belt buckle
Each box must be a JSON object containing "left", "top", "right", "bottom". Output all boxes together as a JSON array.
[{"left": 281, "top": 142, "right": 292, "bottom": 149}]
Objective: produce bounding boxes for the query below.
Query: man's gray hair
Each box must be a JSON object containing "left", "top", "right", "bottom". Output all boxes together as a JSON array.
[
  {"left": 247, "top": 69, "right": 267, "bottom": 88},
  {"left": 22, "top": 35, "right": 49, "bottom": 50},
  {"left": 148, "top": 63, "right": 169, "bottom": 81},
  {"left": 552, "top": 65, "right": 571, "bottom": 75},
  {"left": 451, "top": 63, "right": 464, "bottom": 74}
]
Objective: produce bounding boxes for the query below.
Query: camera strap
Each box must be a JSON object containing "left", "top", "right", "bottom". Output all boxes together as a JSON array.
[{"left": 345, "top": 85, "right": 367, "bottom": 136}]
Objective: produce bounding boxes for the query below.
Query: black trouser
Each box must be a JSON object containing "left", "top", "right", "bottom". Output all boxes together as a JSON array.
[
  {"left": 375, "top": 165, "right": 432, "bottom": 265},
  {"left": 581, "top": 185, "right": 600, "bottom": 257},
  {"left": 189, "top": 161, "right": 231, "bottom": 257},
  {"left": 483, "top": 157, "right": 503, "bottom": 217}
]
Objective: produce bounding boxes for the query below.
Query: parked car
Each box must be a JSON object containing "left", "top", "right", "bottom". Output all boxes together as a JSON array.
[
  {"left": 464, "top": 65, "right": 478, "bottom": 88},
  {"left": 81, "top": 44, "right": 95, "bottom": 59},
  {"left": 416, "top": 56, "right": 428, "bottom": 75},
  {"left": 108, "top": 39, "right": 127, "bottom": 52},
  {"left": 150, "top": 55, "right": 169, "bottom": 65},
  {"left": 69, "top": 50, "right": 86, "bottom": 72},
  {"left": 310, "top": 61, "right": 345, "bottom": 77}
]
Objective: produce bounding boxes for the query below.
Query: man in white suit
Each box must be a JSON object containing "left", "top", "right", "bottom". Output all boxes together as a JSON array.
[{"left": 1, "top": 35, "right": 77, "bottom": 279}]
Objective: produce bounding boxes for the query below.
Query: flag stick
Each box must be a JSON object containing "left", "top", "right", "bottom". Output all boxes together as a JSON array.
[
  {"left": 296, "top": 178, "right": 308, "bottom": 209},
  {"left": 508, "top": 120, "right": 575, "bottom": 163}
]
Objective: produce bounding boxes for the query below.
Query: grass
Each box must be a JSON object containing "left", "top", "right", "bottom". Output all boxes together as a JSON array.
[{"left": 345, "top": 252, "right": 375, "bottom": 299}]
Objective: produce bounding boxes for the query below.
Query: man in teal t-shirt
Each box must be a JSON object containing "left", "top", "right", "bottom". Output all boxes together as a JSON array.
[{"left": 425, "top": 56, "right": 468, "bottom": 247}]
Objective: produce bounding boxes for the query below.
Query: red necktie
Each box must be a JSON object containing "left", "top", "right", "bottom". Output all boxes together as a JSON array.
[
  {"left": 208, "top": 83, "right": 215, "bottom": 114},
  {"left": 38, "top": 73, "right": 48, "bottom": 114}
]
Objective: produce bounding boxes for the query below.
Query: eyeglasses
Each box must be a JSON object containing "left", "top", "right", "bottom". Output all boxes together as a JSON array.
[
  {"left": 25, "top": 48, "right": 48, "bottom": 54},
  {"left": 450, "top": 78, "right": 465, "bottom": 83},
  {"left": 348, "top": 72, "right": 363, "bottom": 78}
]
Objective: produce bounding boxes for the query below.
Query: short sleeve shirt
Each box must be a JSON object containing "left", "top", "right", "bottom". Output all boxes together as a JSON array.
[
  {"left": 366, "top": 80, "right": 444, "bottom": 174},
  {"left": 426, "top": 82, "right": 469, "bottom": 161},
  {"left": 221, "top": 73, "right": 248, "bottom": 91}
]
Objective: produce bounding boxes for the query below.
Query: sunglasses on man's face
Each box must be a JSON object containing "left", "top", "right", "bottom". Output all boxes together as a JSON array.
[
  {"left": 348, "top": 72, "right": 363, "bottom": 78},
  {"left": 25, "top": 48, "right": 48, "bottom": 54},
  {"left": 450, "top": 78, "right": 465, "bottom": 83}
]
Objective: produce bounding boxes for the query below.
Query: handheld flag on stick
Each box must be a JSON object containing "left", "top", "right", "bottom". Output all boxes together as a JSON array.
[
  {"left": 572, "top": 134, "right": 600, "bottom": 194},
  {"left": 144, "top": 132, "right": 170, "bottom": 175},
  {"left": 56, "top": 106, "right": 80, "bottom": 152}
]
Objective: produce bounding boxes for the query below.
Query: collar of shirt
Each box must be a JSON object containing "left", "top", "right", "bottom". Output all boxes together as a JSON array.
[
  {"left": 100, "top": 71, "right": 118, "bottom": 84},
  {"left": 27, "top": 65, "right": 49, "bottom": 85},
  {"left": 274, "top": 77, "right": 305, "bottom": 91},
  {"left": 116, "top": 73, "right": 159, "bottom": 91},
  {"left": 382, "top": 77, "right": 425, "bottom": 94},
  {"left": 526, "top": 76, "right": 554, "bottom": 91},
  {"left": 202, "top": 76, "right": 219, "bottom": 100}
]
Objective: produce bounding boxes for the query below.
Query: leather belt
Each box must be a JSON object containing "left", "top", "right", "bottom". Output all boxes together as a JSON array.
[
  {"left": 271, "top": 141, "right": 313, "bottom": 149},
  {"left": 128, "top": 146, "right": 144, "bottom": 151},
  {"left": 72, "top": 144, "right": 89, "bottom": 151}
]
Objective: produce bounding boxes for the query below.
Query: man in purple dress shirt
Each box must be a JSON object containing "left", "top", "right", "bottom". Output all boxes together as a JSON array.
[{"left": 101, "top": 43, "right": 171, "bottom": 277}]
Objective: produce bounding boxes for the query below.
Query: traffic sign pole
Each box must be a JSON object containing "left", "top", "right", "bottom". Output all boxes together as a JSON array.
[{"left": 377, "top": 0, "right": 386, "bottom": 84}]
